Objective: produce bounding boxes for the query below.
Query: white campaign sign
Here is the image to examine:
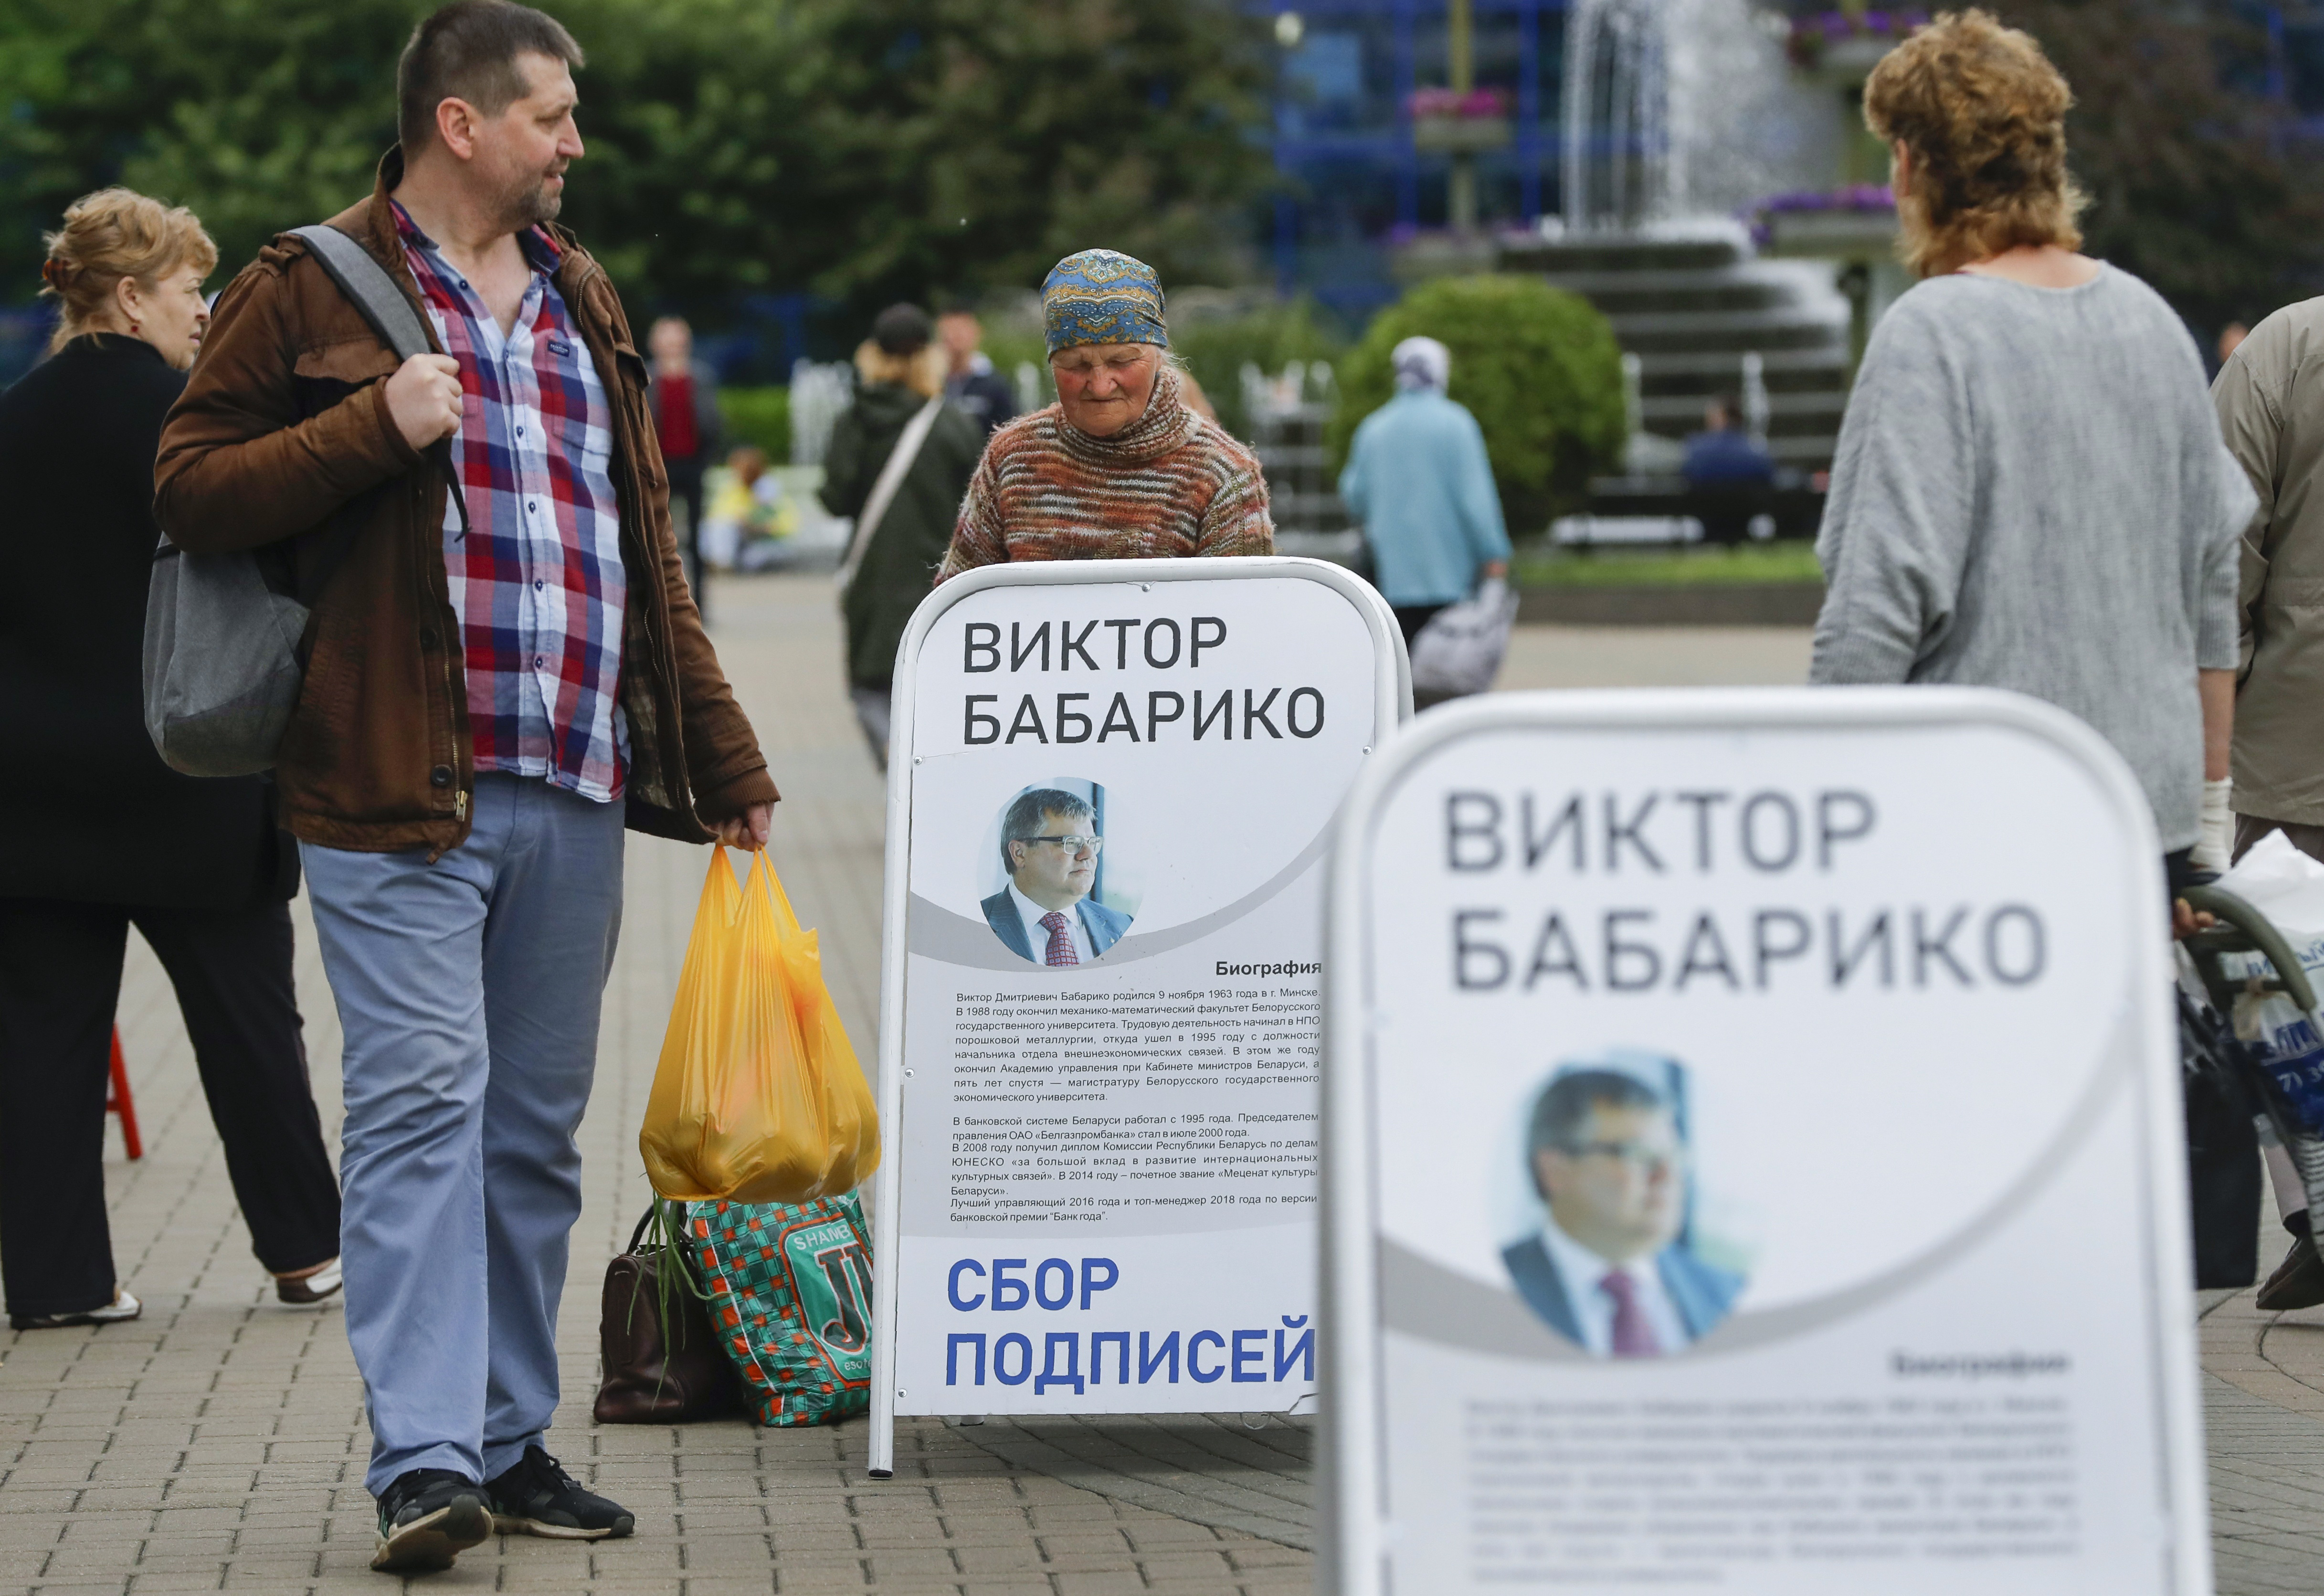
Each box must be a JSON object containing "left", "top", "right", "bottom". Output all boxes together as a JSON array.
[
  {"left": 867, "top": 557, "right": 1405, "bottom": 1474},
  {"left": 1320, "top": 688, "right": 2209, "bottom": 1595}
]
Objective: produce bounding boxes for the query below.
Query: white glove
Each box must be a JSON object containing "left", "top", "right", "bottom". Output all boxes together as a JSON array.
[{"left": 2192, "top": 777, "right": 2234, "bottom": 873}]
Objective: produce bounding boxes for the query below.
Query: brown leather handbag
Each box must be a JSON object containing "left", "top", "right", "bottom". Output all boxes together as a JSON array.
[{"left": 593, "top": 1203, "right": 744, "bottom": 1423}]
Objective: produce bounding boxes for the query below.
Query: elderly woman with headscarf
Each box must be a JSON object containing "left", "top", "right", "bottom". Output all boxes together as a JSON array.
[
  {"left": 935, "top": 250, "right": 1272, "bottom": 578},
  {"left": 1337, "top": 335, "right": 1511, "bottom": 649}
]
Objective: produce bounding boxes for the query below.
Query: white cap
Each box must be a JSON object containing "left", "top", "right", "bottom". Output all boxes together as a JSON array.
[{"left": 1391, "top": 335, "right": 1450, "bottom": 391}]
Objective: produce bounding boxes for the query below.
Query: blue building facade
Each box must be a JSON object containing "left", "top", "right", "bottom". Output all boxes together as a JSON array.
[
  {"left": 1258, "top": 0, "right": 1568, "bottom": 319},
  {"left": 1259, "top": 0, "right": 2324, "bottom": 325}
]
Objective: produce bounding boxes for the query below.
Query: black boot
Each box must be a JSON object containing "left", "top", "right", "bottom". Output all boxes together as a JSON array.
[{"left": 2257, "top": 1209, "right": 2324, "bottom": 1311}]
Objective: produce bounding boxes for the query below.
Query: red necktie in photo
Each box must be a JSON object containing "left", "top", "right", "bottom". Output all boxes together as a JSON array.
[
  {"left": 1600, "top": 1268, "right": 1661, "bottom": 1358},
  {"left": 1039, "top": 910, "right": 1079, "bottom": 967}
]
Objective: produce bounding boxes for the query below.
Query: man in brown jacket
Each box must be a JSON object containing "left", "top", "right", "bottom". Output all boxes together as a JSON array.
[
  {"left": 154, "top": 2, "right": 772, "bottom": 1573},
  {"left": 2214, "top": 302, "right": 2324, "bottom": 1316}
]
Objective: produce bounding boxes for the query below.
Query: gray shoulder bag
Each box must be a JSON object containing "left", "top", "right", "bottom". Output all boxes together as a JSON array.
[{"left": 142, "top": 223, "right": 467, "bottom": 778}]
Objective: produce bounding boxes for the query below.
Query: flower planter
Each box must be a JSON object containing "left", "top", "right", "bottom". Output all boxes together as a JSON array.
[
  {"left": 1764, "top": 208, "right": 1899, "bottom": 258},
  {"left": 1413, "top": 115, "right": 1512, "bottom": 154}
]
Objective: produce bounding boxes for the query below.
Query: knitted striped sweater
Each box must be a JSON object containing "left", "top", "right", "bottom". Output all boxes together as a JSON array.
[{"left": 935, "top": 366, "right": 1273, "bottom": 581}]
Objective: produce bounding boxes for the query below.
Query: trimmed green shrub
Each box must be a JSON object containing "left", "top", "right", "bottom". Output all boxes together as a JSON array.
[
  {"left": 1172, "top": 298, "right": 1346, "bottom": 442},
  {"left": 967, "top": 299, "right": 1346, "bottom": 440},
  {"left": 1328, "top": 276, "right": 1627, "bottom": 530},
  {"left": 722, "top": 386, "right": 792, "bottom": 461},
  {"left": 979, "top": 330, "right": 1054, "bottom": 412}
]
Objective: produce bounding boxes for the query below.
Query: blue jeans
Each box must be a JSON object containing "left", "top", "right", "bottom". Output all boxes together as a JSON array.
[{"left": 301, "top": 774, "right": 624, "bottom": 1493}]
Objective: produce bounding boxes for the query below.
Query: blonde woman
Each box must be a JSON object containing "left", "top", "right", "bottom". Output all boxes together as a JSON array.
[
  {"left": 819, "top": 303, "right": 985, "bottom": 766},
  {"left": 0, "top": 188, "right": 343, "bottom": 1327},
  {"left": 1812, "top": 12, "right": 2250, "bottom": 892}
]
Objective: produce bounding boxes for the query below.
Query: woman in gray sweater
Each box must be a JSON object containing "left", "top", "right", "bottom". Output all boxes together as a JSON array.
[{"left": 1811, "top": 10, "right": 2251, "bottom": 880}]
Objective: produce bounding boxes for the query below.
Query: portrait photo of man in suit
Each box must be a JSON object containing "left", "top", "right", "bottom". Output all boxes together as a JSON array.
[
  {"left": 1500, "top": 1064, "right": 1743, "bottom": 1358},
  {"left": 979, "top": 787, "right": 1132, "bottom": 966}
]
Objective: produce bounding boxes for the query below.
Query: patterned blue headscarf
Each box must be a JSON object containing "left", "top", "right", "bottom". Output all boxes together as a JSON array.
[{"left": 1042, "top": 249, "right": 1169, "bottom": 356}]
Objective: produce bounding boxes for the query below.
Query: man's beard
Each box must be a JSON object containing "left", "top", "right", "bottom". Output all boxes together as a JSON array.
[{"left": 496, "top": 168, "right": 565, "bottom": 233}]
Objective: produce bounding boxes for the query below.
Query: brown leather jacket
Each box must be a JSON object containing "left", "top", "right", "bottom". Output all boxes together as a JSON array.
[{"left": 155, "top": 149, "right": 775, "bottom": 855}]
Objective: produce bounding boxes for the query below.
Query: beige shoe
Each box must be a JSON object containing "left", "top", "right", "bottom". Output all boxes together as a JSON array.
[
  {"left": 11, "top": 1288, "right": 140, "bottom": 1330},
  {"left": 275, "top": 1260, "right": 342, "bottom": 1306}
]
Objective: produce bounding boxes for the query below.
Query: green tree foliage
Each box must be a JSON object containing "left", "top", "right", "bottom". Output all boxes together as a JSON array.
[
  {"left": 1996, "top": 0, "right": 2324, "bottom": 330},
  {"left": 1328, "top": 275, "right": 1626, "bottom": 528},
  {"left": 776, "top": 0, "right": 1271, "bottom": 311},
  {"left": 0, "top": 0, "right": 1271, "bottom": 328},
  {"left": 0, "top": 0, "right": 407, "bottom": 296}
]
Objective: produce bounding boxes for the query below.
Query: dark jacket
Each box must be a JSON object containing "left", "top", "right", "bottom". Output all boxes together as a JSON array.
[
  {"left": 0, "top": 334, "right": 294, "bottom": 907},
  {"left": 947, "top": 363, "right": 1018, "bottom": 437},
  {"left": 1500, "top": 1234, "right": 1742, "bottom": 1352},
  {"left": 821, "top": 382, "right": 982, "bottom": 687},
  {"left": 154, "top": 148, "right": 776, "bottom": 856},
  {"left": 646, "top": 359, "right": 723, "bottom": 466},
  {"left": 979, "top": 888, "right": 1131, "bottom": 963},
  {"left": 1681, "top": 427, "right": 1775, "bottom": 488}
]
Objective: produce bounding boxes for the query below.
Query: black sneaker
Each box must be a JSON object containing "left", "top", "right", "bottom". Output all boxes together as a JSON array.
[
  {"left": 2259, "top": 1229, "right": 2324, "bottom": 1311},
  {"left": 485, "top": 1446, "right": 634, "bottom": 1541},
  {"left": 371, "top": 1468, "right": 490, "bottom": 1574}
]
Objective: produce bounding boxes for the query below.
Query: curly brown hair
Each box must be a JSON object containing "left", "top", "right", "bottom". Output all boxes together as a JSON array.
[
  {"left": 1864, "top": 9, "right": 2087, "bottom": 277},
  {"left": 39, "top": 188, "right": 217, "bottom": 355}
]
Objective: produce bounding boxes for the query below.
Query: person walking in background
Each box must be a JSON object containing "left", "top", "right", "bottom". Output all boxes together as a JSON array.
[
  {"left": 938, "top": 308, "right": 1017, "bottom": 437},
  {"left": 1811, "top": 12, "right": 2248, "bottom": 903},
  {"left": 2207, "top": 262, "right": 2324, "bottom": 1310},
  {"left": 822, "top": 304, "right": 982, "bottom": 766},
  {"left": 647, "top": 314, "right": 722, "bottom": 613},
  {"left": 1680, "top": 392, "right": 1775, "bottom": 545},
  {"left": 1337, "top": 334, "right": 1510, "bottom": 652},
  {"left": 0, "top": 190, "right": 344, "bottom": 1332},
  {"left": 937, "top": 249, "right": 1272, "bottom": 577},
  {"left": 153, "top": 1, "right": 777, "bottom": 1573}
]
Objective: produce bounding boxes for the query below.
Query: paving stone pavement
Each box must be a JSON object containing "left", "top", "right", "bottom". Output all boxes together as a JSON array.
[
  {"left": 11, "top": 576, "right": 2319, "bottom": 1595},
  {"left": 0, "top": 576, "right": 1316, "bottom": 1596},
  {"left": 940, "top": 1417, "right": 1311, "bottom": 1552}
]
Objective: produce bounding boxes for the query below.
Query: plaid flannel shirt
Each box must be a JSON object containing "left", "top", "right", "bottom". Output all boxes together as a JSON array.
[{"left": 394, "top": 202, "right": 627, "bottom": 802}]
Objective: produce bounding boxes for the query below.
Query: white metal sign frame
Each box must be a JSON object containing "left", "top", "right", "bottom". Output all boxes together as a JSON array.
[
  {"left": 867, "top": 554, "right": 1410, "bottom": 1478},
  {"left": 1318, "top": 685, "right": 2209, "bottom": 1595}
]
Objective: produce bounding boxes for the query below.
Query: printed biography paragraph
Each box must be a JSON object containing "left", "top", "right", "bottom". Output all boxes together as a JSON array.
[
  {"left": 948, "top": 984, "right": 1320, "bottom": 1098},
  {"left": 939, "top": 983, "right": 1321, "bottom": 1224},
  {"left": 1458, "top": 1389, "right": 2079, "bottom": 1578}
]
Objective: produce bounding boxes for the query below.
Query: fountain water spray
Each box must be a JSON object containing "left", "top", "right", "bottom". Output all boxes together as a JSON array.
[{"left": 1564, "top": 0, "right": 1837, "bottom": 232}]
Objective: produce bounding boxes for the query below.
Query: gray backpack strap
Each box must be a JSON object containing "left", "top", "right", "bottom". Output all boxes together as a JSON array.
[
  {"left": 288, "top": 223, "right": 470, "bottom": 540},
  {"left": 289, "top": 224, "right": 433, "bottom": 359}
]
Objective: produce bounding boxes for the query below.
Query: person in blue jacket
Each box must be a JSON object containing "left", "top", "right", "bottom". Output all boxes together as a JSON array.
[
  {"left": 1681, "top": 394, "right": 1777, "bottom": 544},
  {"left": 979, "top": 788, "right": 1130, "bottom": 965},
  {"left": 1681, "top": 393, "right": 1777, "bottom": 488},
  {"left": 1337, "top": 335, "right": 1511, "bottom": 648}
]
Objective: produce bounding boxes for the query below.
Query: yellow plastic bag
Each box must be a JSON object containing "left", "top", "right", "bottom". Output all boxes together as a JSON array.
[{"left": 639, "top": 846, "right": 880, "bottom": 1204}]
